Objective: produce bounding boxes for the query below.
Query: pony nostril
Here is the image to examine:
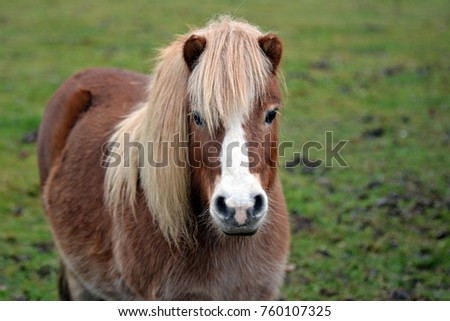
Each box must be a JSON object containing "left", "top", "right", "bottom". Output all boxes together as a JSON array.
[
  {"left": 215, "top": 196, "right": 228, "bottom": 215},
  {"left": 252, "top": 194, "right": 265, "bottom": 216}
]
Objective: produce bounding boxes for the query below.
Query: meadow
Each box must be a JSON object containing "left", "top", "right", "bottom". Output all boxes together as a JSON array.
[{"left": 0, "top": 0, "right": 449, "bottom": 300}]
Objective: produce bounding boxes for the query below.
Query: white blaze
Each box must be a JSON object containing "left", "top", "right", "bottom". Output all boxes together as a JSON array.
[{"left": 211, "top": 114, "right": 268, "bottom": 225}]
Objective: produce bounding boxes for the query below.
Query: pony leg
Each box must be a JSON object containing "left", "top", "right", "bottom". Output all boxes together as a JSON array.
[
  {"left": 58, "top": 262, "right": 102, "bottom": 300},
  {"left": 170, "top": 292, "right": 213, "bottom": 300},
  {"left": 58, "top": 261, "right": 72, "bottom": 300}
]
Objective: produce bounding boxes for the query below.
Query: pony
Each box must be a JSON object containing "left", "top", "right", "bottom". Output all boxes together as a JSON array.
[{"left": 38, "top": 16, "right": 290, "bottom": 300}]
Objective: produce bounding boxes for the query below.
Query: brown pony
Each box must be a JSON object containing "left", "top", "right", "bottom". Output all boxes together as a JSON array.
[{"left": 38, "top": 16, "right": 290, "bottom": 300}]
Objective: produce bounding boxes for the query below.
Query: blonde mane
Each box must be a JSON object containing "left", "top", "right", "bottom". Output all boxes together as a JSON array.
[
  {"left": 189, "top": 16, "right": 272, "bottom": 129},
  {"left": 104, "top": 16, "right": 272, "bottom": 247}
]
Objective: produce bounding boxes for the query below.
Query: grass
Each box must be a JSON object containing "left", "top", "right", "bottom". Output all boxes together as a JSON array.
[{"left": 0, "top": 0, "right": 449, "bottom": 300}]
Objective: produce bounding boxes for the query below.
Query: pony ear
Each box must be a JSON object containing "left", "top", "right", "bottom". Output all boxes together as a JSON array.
[
  {"left": 259, "top": 34, "right": 282, "bottom": 72},
  {"left": 183, "top": 35, "right": 207, "bottom": 71}
]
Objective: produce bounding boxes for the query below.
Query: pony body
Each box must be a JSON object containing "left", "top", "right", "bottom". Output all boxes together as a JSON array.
[{"left": 38, "top": 17, "right": 290, "bottom": 300}]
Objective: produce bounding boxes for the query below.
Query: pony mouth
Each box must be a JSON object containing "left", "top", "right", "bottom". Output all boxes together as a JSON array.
[
  {"left": 210, "top": 208, "right": 262, "bottom": 237},
  {"left": 222, "top": 228, "right": 258, "bottom": 237}
]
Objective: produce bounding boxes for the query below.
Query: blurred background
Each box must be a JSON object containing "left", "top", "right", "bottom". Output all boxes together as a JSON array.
[{"left": 0, "top": 0, "right": 448, "bottom": 300}]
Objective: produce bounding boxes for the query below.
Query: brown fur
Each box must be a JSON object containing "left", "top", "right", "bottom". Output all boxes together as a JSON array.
[{"left": 38, "top": 17, "right": 290, "bottom": 300}]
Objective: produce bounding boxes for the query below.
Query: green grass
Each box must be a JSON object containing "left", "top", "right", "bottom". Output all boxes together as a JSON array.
[{"left": 0, "top": 0, "right": 449, "bottom": 300}]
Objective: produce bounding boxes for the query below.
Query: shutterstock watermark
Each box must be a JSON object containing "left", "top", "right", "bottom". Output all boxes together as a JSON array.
[
  {"left": 101, "top": 131, "right": 349, "bottom": 169},
  {"left": 281, "top": 131, "right": 349, "bottom": 168}
]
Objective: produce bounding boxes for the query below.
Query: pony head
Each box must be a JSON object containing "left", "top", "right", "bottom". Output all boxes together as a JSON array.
[
  {"left": 105, "top": 16, "right": 283, "bottom": 246},
  {"left": 184, "top": 17, "right": 283, "bottom": 236}
]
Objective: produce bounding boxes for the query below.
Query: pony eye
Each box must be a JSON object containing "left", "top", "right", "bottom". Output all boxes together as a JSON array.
[
  {"left": 192, "top": 111, "right": 206, "bottom": 127},
  {"left": 265, "top": 108, "right": 278, "bottom": 125}
]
